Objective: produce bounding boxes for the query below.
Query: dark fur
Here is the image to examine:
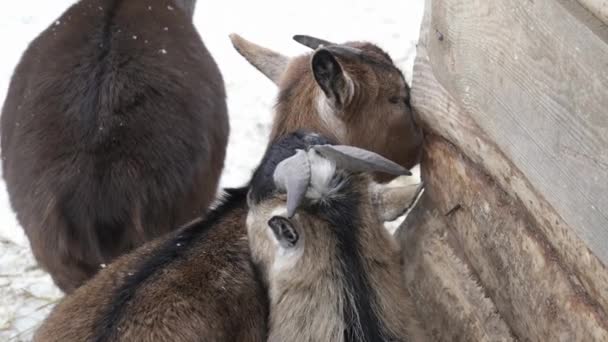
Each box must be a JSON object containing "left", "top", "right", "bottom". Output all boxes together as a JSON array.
[
  {"left": 0, "top": 0, "right": 228, "bottom": 292},
  {"left": 272, "top": 41, "right": 422, "bottom": 181},
  {"left": 247, "top": 132, "right": 426, "bottom": 341},
  {"left": 314, "top": 179, "right": 390, "bottom": 342},
  {"left": 249, "top": 130, "right": 332, "bottom": 204},
  {"left": 34, "top": 187, "right": 268, "bottom": 342},
  {"left": 94, "top": 187, "right": 249, "bottom": 342},
  {"left": 249, "top": 132, "right": 391, "bottom": 340},
  {"left": 253, "top": 171, "right": 391, "bottom": 341}
]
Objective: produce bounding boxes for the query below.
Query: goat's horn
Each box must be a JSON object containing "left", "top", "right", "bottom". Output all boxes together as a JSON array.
[
  {"left": 293, "top": 35, "right": 335, "bottom": 49},
  {"left": 325, "top": 45, "right": 364, "bottom": 57},
  {"left": 273, "top": 150, "right": 311, "bottom": 217},
  {"left": 313, "top": 145, "right": 412, "bottom": 176},
  {"left": 229, "top": 33, "right": 289, "bottom": 85}
]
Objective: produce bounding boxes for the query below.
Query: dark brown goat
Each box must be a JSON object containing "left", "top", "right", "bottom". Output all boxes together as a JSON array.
[
  {"left": 230, "top": 34, "right": 423, "bottom": 180},
  {"left": 0, "top": 0, "right": 229, "bottom": 293},
  {"left": 33, "top": 131, "right": 422, "bottom": 342}
]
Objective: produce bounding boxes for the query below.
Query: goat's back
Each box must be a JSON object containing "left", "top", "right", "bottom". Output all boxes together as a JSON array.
[
  {"left": 0, "top": 0, "right": 229, "bottom": 292},
  {"left": 34, "top": 188, "right": 267, "bottom": 342}
]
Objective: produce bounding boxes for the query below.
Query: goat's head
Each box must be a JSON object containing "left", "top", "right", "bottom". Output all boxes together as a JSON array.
[
  {"left": 246, "top": 130, "right": 410, "bottom": 283},
  {"left": 231, "top": 34, "right": 423, "bottom": 181}
]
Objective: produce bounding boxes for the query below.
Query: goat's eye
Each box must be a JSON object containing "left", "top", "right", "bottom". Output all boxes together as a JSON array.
[{"left": 389, "top": 96, "right": 408, "bottom": 105}]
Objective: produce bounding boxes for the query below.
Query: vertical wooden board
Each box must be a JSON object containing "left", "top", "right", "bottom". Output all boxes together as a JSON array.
[
  {"left": 578, "top": 0, "right": 608, "bottom": 25},
  {"left": 425, "top": 0, "right": 608, "bottom": 264},
  {"left": 418, "top": 137, "right": 608, "bottom": 341},
  {"left": 411, "top": 21, "right": 608, "bottom": 311},
  {"left": 400, "top": 201, "right": 515, "bottom": 342}
]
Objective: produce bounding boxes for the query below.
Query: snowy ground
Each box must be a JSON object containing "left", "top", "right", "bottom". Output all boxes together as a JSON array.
[{"left": 0, "top": 1, "right": 424, "bottom": 340}]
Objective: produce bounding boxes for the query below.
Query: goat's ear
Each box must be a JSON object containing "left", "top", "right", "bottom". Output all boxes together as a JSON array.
[
  {"left": 312, "top": 49, "right": 352, "bottom": 109},
  {"left": 230, "top": 33, "right": 289, "bottom": 85},
  {"left": 268, "top": 216, "right": 299, "bottom": 248},
  {"left": 371, "top": 177, "right": 424, "bottom": 222}
]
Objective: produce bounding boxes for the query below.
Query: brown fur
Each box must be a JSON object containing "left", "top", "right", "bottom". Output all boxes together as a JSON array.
[
  {"left": 34, "top": 132, "right": 421, "bottom": 342},
  {"left": 247, "top": 157, "right": 427, "bottom": 341},
  {"left": 232, "top": 35, "right": 423, "bottom": 181},
  {"left": 0, "top": 0, "right": 228, "bottom": 292},
  {"left": 34, "top": 188, "right": 267, "bottom": 342}
]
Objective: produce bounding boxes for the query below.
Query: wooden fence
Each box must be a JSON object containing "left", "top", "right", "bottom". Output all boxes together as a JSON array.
[{"left": 400, "top": 0, "right": 608, "bottom": 340}]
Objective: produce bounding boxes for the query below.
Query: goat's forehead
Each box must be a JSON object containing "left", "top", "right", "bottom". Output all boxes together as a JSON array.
[{"left": 249, "top": 131, "right": 334, "bottom": 204}]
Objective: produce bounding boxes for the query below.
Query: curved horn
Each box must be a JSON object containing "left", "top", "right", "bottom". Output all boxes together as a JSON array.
[
  {"left": 325, "top": 45, "right": 363, "bottom": 57},
  {"left": 273, "top": 150, "right": 311, "bottom": 217},
  {"left": 313, "top": 145, "right": 412, "bottom": 176},
  {"left": 230, "top": 33, "right": 289, "bottom": 85},
  {"left": 293, "top": 35, "right": 335, "bottom": 49}
]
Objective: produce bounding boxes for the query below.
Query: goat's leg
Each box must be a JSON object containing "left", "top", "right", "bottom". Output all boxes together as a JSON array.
[{"left": 371, "top": 175, "right": 424, "bottom": 222}]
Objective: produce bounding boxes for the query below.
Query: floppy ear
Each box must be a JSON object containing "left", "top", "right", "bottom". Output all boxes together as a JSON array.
[
  {"left": 312, "top": 49, "right": 352, "bottom": 109},
  {"left": 268, "top": 216, "right": 299, "bottom": 248}
]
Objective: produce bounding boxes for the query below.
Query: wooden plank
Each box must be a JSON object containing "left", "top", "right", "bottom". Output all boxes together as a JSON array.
[
  {"left": 399, "top": 198, "right": 514, "bottom": 342},
  {"left": 578, "top": 0, "right": 608, "bottom": 24},
  {"left": 411, "top": 0, "right": 608, "bottom": 312},
  {"left": 423, "top": 0, "right": 608, "bottom": 265},
  {"left": 414, "top": 136, "right": 608, "bottom": 340}
]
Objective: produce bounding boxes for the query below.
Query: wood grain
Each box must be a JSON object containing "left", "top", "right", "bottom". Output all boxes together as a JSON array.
[
  {"left": 423, "top": 0, "right": 608, "bottom": 265},
  {"left": 399, "top": 197, "right": 514, "bottom": 342},
  {"left": 415, "top": 136, "right": 608, "bottom": 340},
  {"left": 578, "top": 0, "right": 608, "bottom": 24},
  {"left": 411, "top": 0, "right": 608, "bottom": 311}
]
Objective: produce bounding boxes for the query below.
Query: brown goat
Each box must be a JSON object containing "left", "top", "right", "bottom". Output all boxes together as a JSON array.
[
  {"left": 0, "top": 0, "right": 228, "bottom": 293},
  {"left": 34, "top": 131, "right": 422, "bottom": 342},
  {"left": 230, "top": 34, "right": 423, "bottom": 181},
  {"left": 33, "top": 186, "right": 267, "bottom": 342},
  {"left": 247, "top": 132, "right": 427, "bottom": 341}
]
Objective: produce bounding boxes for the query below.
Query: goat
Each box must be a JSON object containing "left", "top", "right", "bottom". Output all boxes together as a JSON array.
[
  {"left": 230, "top": 34, "right": 423, "bottom": 181},
  {"left": 246, "top": 132, "right": 428, "bottom": 341},
  {"left": 34, "top": 131, "right": 423, "bottom": 342},
  {"left": 0, "top": 0, "right": 229, "bottom": 293}
]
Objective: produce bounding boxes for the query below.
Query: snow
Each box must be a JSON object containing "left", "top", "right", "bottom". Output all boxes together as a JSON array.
[{"left": 0, "top": 1, "right": 424, "bottom": 340}]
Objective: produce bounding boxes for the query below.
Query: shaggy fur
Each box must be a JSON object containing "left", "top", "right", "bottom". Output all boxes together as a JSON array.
[
  {"left": 34, "top": 188, "right": 268, "bottom": 342},
  {"left": 247, "top": 132, "right": 427, "bottom": 342},
  {"left": 0, "top": 0, "right": 229, "bottom": 292}
]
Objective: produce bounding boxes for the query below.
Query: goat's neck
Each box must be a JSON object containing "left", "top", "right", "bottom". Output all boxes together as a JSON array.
[{"left": 267, "top": 271, "right": 346, "bottom": 342}]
